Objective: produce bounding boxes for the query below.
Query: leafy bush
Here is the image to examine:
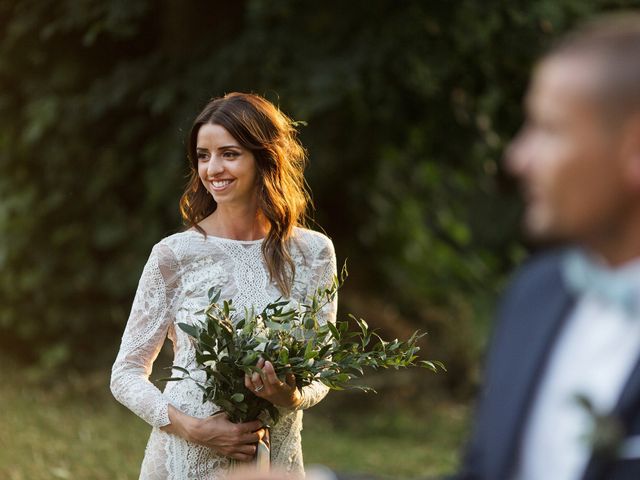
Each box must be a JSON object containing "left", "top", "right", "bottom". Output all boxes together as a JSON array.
[{"left": 0, "top": 0, "right": 632, "bottom": 377}]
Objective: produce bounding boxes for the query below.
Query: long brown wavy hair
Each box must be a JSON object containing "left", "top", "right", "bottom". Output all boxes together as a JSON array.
[{"left": 179, "top": 92, "right": 311, "bottom": 296}]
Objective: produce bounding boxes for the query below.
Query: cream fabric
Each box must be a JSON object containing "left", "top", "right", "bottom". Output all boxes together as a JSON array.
[{"left": 111, "top": 228, "right": 337, "bottom": 479}]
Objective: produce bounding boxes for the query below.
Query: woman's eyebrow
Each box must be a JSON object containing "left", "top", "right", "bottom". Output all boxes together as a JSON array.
[{"left": 196, "top": 145, "right": 242, "bottom": 151}]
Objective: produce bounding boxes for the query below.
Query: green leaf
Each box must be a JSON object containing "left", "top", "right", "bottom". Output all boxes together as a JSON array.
[
  {"left": 230, "top": 393, "right": 245, "bottom": 402},
  {"left": 265, "top": 320, "right": 286, "bottom": 331},
  {"left": 177, "top": 322, "right": 200, "bottom": 338},
  {"left": 240, "top": 351, "right": 260, "bottom": 365},
  {"left": 218, "top": 399, "right": 235, "bottom": 412},
  {"left": 157, "top": 376, "right": 185, "bottom": 382},
  {"left": 352, "top": 315, "right": 369, "bottom": 336},
  {"left": 207, "top": 287, "right": 217, "bottom": 301},
  {"left": 327, "top": 322, "right": 340, "bottom": 340},
  {"left": 171, "top": 365, "right": 191, "bottom": 375},
  {"left": 278, "top": 346, "right": 289, "bottom": 364},
  {"left": 270, "top": 299, "right": 290, "bottom": 308},
  {"left": 304, "top": 316, "right": 316, "bottom": 329},
  {"left": 420, "top": 360, "right": 446, "bottom": 372},
  {"left": 338, "top": 321, "right": 349, "bottom": 334},
  {"left": 304, "top": 339, "right": 316, "bottom": 360}
]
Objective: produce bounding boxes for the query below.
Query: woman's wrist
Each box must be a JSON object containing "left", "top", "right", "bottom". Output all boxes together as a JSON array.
[
  {"left": 291, "top": 388, "right": 303, "bottom": 408},
  {"left": 163, "top": 404, "right": 197, "bottom": 442},
  {"left": 278, "top": 388, "right": 303, "bottom": 410}
]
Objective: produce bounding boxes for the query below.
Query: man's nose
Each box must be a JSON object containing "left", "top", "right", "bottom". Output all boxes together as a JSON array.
[{"left": 504, "top": 130, "right": 531, "bottom": 178}]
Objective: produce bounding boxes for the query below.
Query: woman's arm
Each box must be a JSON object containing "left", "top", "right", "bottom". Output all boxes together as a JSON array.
[
  {"left": 162, "top": 405, "right": 265, "bottom": 461},
  {"left": 111, "top": 243, "right": 266, "bottom": 459},
  {"left": 248, "top": 236, "right": 337, "bottom": 411},
  {"left": 296, "top": 237, "right": 337, "bottom": 410},
  {"left": 110, "top": 243, "right": 180, "bottom": 428}
]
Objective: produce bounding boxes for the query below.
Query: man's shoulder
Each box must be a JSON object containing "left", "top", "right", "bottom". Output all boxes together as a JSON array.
[
  {"left": 510, "top": 249, "right": 567, "bottom": 290},
  {"left": 494, "top": 248, "right": 569, "bottom": 322}
]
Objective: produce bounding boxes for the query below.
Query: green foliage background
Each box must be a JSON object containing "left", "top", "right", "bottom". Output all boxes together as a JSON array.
[{"left": 1, "top": 0, "right": 637, "bottom": 385}]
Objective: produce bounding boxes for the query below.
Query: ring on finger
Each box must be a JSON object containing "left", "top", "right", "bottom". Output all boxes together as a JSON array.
[{"left": 254, "top": 384, "right": 264, "bottom": 392}]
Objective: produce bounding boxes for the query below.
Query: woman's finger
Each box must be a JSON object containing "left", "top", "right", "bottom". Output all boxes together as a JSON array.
[
  {"left": 239, "top": 431, "right": 261, "bottom": 444},
  {"left": 250, "top": 370, "right": 264, "bottom": 395},
  {"left": 238, "top": 419, "right": 264, "bottom": 434},
  {"left": 236, "top": 444, "right": 257, "bottom": 455},
  {"left": 264, "top": 361, "right": 283, "bottom": 387},
  {"left": 231, "top": 451, "right": 255, "bottom": 462}
]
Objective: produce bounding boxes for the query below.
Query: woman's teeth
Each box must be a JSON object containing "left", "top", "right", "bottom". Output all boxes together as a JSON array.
[{"left": 212, "top": 180, "right": 233, "bottom": 188}]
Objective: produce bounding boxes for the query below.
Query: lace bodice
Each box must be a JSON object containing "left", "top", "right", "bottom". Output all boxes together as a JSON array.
[{"left": 110, "top": 227, "right": 337, "bottom": 479}]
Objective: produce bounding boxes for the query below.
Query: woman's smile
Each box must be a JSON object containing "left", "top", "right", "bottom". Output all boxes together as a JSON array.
[{"left": 210, "top": 178, "right": 236, "bottom": 192}]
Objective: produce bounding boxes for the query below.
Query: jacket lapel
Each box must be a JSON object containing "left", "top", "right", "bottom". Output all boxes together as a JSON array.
[
  {"left": 487, "top": 261, "right": 576, "bottom": 479},
  {"left": 582, "top": 354, "right": 640, "bottom": 479}
]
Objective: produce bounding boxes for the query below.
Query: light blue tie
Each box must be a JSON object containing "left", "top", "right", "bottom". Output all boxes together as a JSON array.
[{"left": 562, "top": 250, "right": 639, "bottom": 318}]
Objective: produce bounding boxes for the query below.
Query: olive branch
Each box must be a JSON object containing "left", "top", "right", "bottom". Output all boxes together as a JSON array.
[{"left": 160, "top": 264, "right": 444, "bottom": 424}]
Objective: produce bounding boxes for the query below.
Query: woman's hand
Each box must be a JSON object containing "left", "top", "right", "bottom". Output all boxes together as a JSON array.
[
  {"left": 245, "top": 358, "right": 302, "bottom": 409},
  {"left": 225, "top": 466, "right": 297, "bottom": 480},
  {"left": 162, "top": 405, "right": 265, "bottom": 461}
]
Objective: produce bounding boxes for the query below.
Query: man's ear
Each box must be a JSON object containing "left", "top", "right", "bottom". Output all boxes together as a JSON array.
[{"left": 621, "top": 114, "right": 640, "bottom": 191}]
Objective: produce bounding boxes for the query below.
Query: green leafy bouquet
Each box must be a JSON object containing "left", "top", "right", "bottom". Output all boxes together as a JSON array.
[{"left": 163, "top": 267, "right": 443, "bottom": 424}]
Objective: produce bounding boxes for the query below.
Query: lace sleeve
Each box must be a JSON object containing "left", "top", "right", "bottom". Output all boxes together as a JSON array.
[
  {"left": 297, "top": 237, "right": 337, "bottom": 410},
  {"left": 110, "top": 243, "right": 181, "bottom": 428}
]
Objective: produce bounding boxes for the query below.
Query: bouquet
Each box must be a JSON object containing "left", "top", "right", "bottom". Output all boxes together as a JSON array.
[{"left": 162, "top": 266, "right": 444, "bottom": 425}]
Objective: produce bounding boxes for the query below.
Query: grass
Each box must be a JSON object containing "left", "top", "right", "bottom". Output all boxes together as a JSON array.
[
  {"left": 302, "top": 392, "right": 468, "bottom": 479},
  {"left": 0, "top": 369, "right": 148, "bottom": 480},
  {"left": 0, "top": 363, "right": 469, "bottom": 479}
]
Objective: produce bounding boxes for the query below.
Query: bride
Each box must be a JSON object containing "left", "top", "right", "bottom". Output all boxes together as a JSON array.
[{"left": 110, "top": 92, "right": 337, "bottom": 479}]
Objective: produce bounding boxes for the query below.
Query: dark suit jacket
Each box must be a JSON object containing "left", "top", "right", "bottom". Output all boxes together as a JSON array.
[{"left": 454, "top": 251, "right": 640, "bottom": 480}]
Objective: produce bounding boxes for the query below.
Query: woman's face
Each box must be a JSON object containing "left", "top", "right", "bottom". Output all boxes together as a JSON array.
[{"left": 196, "top": 123, "right": 259, "bottom": 208}]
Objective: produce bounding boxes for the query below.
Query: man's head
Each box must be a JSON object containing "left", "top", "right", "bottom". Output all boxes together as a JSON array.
[{"left": 506, "top": 14, "right": 640, "bottom": 258}]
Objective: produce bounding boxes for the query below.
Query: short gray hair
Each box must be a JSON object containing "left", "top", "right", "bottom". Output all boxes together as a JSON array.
[{"left": 547, "top": 12, "right": 640, "bottom": 120}]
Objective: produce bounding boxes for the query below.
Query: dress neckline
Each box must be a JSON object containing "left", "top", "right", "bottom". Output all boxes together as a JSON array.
[{"left": 184, "top": 229, "right": 265, "bottom": 245}]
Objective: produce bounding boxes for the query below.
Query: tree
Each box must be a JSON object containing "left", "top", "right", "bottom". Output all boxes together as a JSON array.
[{"left": 0, "top": 0, "right": 632, "bottom": 381}]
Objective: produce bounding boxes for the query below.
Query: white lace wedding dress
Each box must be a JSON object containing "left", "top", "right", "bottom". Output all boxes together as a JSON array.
[{"left": 110, "top": 227, "right": 337, "bottom": 479}]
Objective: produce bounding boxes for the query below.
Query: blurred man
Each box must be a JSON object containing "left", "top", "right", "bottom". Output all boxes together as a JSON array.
[{"left": 455, "top": 13, "right": 640, "bottom": 480}]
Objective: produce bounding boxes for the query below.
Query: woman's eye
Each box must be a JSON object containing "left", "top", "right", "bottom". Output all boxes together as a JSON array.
[
  {"left": 197, "top": 152, "right": 209, "bottom": 161},
  {"left": 223, "top": 151, "right": 240, "bottom": 159}
]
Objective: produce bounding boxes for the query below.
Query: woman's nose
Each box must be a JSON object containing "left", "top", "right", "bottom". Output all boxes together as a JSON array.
[{"left": 207, "top": 155, "right": 224, "bottom": 176}]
